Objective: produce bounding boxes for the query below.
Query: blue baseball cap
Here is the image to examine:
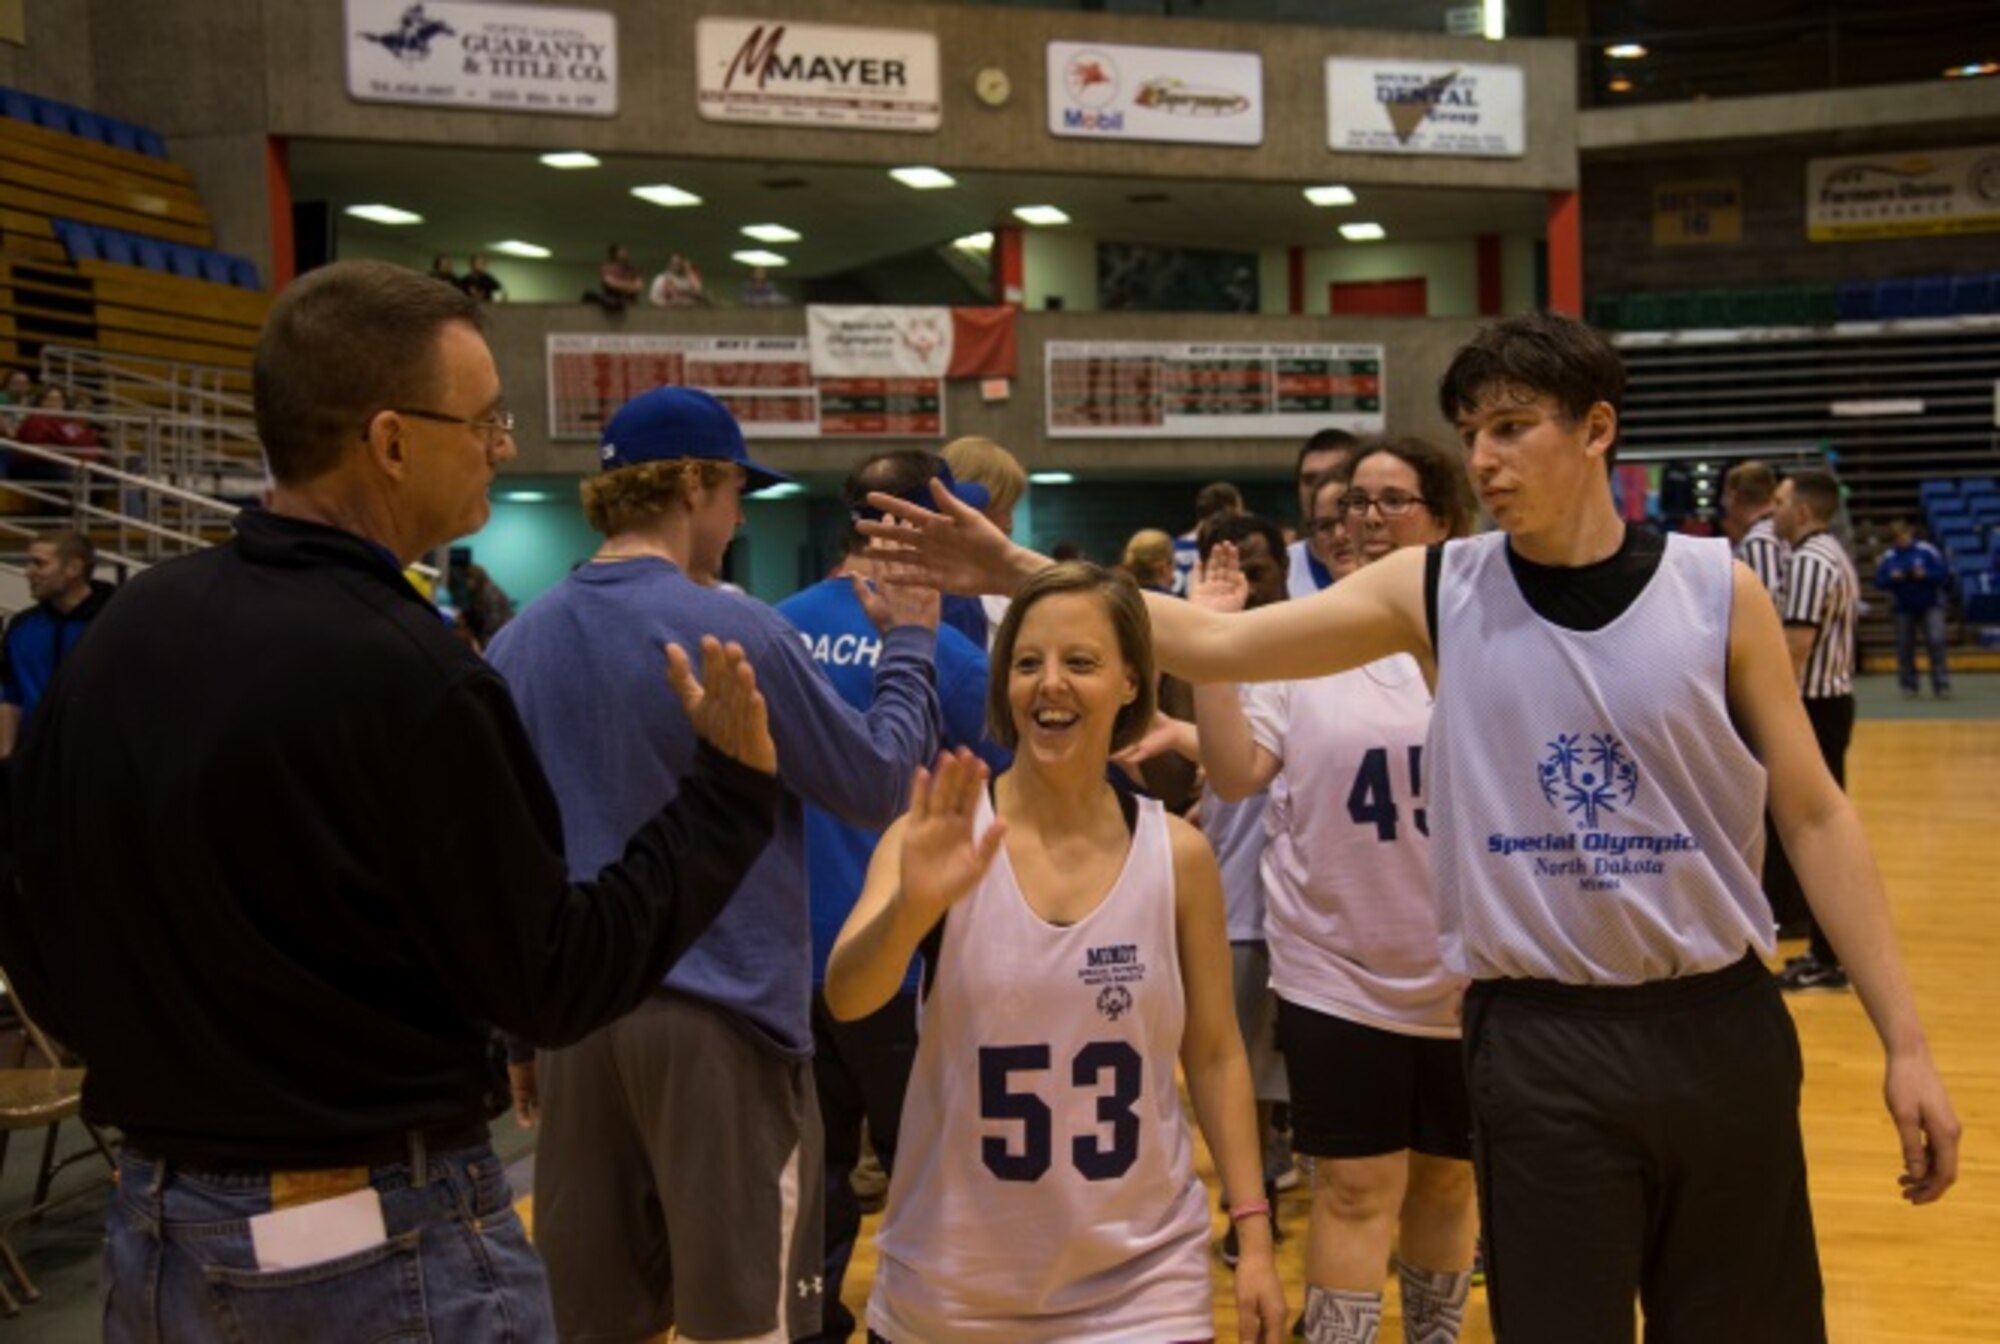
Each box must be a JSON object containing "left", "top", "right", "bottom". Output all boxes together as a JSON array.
[
  {"left": 598, "top": 386, "right": 793, "bottom": 494},
  {"left": 846, "top": 454, "right": 990, "bottom": 524}
]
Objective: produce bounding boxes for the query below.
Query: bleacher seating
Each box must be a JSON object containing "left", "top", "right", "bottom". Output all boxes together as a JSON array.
[
  {"left": 52, "top": 220, "right": 258, "bottom": 290},
  {"left": 0, "top": 88, "right": 166, "bottom": 159},
  {"left": 1595, "top": 271, "right": 2000, "bottom": 331}
]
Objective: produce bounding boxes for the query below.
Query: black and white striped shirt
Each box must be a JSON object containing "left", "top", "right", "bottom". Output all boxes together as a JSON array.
[
  {"left": 1781, "top": 530, "right": 1857, "bottom": 700},
  {"left": 1736, "top": 515, "right": 1788, "bottom": 609}
]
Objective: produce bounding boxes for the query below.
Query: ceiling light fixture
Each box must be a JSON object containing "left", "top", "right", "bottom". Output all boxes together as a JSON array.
[
  {"left": 1338, "top": 222, "right": 1386, "bottom": 242},
  {"left": 500, "top": 489, "right": 552, "bottom": 503},
  {"left": 732, "top": 249, "right": 789, "bottom": 267},
  {"left": 539, "top": 152, "right": 601, "bottom": 169},
  {"left": 1304, "top": 185, "right": 1358, "bottom": 207},
  {"left": 631, "top": 183, "right": 703, "bottom": 208},
  {"left": 1482, "top": 0, "right": 1505, "bottom": 39},
  {"left": 1605, "top": 43, "right": 1647, "bottom": 59},
  {"left": 890, "top": 166, "right": 957, "bottom": 190},
  {"left": 1013, "top": 205, "right": 1070, "bottom": 226},
  {"left": 759, "top": 482, "right": 807, "bottom": 499},
  {"left": 740, "top": 224, "right": 802, "bottom": 243},
  {"left": 1607, "top": 76, "right": 1635, "bottom": 93},
  {"left": 343, "top": 203, "right": 423, "bottom": 226},
  {"left": 1943, "top": 61, "right": 1999, "bottom": 79},
  {"left": 1029, "top": 471, "right": 1076, "bottom": 485},
  {"left": 490, "top": 240, "right": 552, "bottom": 258}
]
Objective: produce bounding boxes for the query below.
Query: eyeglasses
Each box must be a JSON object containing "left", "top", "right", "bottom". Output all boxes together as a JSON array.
[
  {"left": 386, "top": 406, "right": 516, "bottom": 445},
  {"left": 1341, "top": 490, "right": 1429, "bottom": 518}
]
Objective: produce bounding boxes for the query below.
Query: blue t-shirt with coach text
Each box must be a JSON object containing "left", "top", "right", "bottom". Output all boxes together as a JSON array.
[
  {"left": 488, "top": 559, "right": 940, "bottom": 1056},
  {"left": 776, "top": 577, "right": 1009, "bottom": 988}
]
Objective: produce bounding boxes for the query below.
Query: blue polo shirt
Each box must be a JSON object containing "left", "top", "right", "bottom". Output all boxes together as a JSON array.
[{"left": 0, "top": 581, "right": 115, "bottom": 718}]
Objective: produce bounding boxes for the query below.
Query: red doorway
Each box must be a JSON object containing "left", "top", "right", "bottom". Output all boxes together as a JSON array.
[{"left": 1330, "top": 277, "right": 1428, "bottom": 316}]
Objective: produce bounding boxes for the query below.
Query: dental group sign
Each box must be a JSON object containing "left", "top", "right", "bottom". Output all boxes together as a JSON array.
[
  {"left": 696, "top": 18, "right": 941, "bottom": 131},
  {"left": 1325, "top": 57, "right": 1523, "bottom": 158},
  {"left": 345, "top": 0, "right": 617, "bottom": 116},
  {"left": 1045, "top": 41, "right": 1264, "bottom": 146}
]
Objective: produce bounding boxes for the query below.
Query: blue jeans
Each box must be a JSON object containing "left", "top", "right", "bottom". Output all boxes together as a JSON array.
[
  {"left": 1893, "top": 606, "right": 1951, "bottom": 692},
  {"left": 104, "top": 1142, "right": 555, "bottom": 1343}
]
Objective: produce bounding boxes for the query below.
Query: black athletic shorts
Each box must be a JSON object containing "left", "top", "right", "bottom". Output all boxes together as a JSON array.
[{"left": 1276, "top": 995, "right": 1471, "bottom": 1161}]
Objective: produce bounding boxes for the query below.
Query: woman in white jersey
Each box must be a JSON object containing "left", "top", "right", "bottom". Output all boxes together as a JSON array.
[
  {"left": 825, "top": 562, "right": 1288, "bottom": 1344},
  {"left": 1195, "top": 439, "right": 1478, "bottom": 1344}
]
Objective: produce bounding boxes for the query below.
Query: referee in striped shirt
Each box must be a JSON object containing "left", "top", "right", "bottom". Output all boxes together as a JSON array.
[
  {"left": 1771, "top": 468, "right": 1859, "bottom": 991},
  {"left": 1723, "top": 460, "right": 1789, "bottom": 608}
]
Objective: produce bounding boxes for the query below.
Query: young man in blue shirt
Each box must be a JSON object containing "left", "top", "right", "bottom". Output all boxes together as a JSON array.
[
  {"left": 0, "top": 530, "right": 114, "bottom": 756},
  {"left": 1875, "top": 517, "right": 1953, "bottom": 699}
]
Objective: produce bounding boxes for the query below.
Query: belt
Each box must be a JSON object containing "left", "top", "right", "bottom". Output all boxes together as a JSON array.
[{"left": 127, "top": 1118, "right": 490, "bottom": 1177}]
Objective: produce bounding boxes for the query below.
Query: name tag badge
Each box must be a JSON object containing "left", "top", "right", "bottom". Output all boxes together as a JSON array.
[{"left": 249, "top": 1186, "right": 388, "bottom": 1272}]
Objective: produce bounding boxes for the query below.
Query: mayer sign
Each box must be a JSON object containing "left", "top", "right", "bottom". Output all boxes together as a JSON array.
[
  {"left": 1045, "top": 41, "right": 1264, "bottom": 146},
  {"left": 696, "top": 18, "right": 941, "bottom": 131}
]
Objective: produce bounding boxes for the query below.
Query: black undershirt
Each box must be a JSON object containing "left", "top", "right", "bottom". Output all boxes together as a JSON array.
[{"left": 1425, "top": 525, "right": 1668, "bottom": 652}]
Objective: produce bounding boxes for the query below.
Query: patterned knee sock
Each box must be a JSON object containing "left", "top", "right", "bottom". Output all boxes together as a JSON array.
[
  {"left": 1303, "top": 1283, "right": 1384, "bottom": 1344},
  {"left": 1398, "top": 1261, "right": 1471, "bottom": 1344}
]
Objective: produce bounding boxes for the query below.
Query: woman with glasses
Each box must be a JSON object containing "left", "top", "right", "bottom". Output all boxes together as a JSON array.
[{"left": 1192, "top": 438, "right": 1480, "bottom": 1344}]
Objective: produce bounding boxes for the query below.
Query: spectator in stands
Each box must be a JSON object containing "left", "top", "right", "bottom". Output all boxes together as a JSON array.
[
  {"left": 590, "top": 242, "right": 646, "bottom": 311},
  {"left": 0, "top": 530, "right": 113, "bottom": 756},
  {"left": 0, "top": 369, "right": 31, "bottom": 424},
  {"left": 461, "top": 253, "right": 505, "bottom": 304},
  {"left": 650, "top": 253, "right": 707, "bottom": 307},
  {"left": 428, "top": 253, "right": 462, "bottom": 288},
  {"left": 1174, "top": 481, "right": 1244, "bottom": 594},
  {"left": 11, "top": 384, "right": 103, "bottom": 479},
  {"left": 1876, "top": 517, "right": 1953, "bottom": 700},
  {"left": 940, "top": 434, "right": 1028, "bottom": 649},
  {"left": 741, "top": 265, "right": 786, "bottom": 307},
  {"left": 1122, "top": 528, "right": 1178, "bottom": 594},
  {"left": 2, "top": 259, "right": 784, "bottom": 1339}
]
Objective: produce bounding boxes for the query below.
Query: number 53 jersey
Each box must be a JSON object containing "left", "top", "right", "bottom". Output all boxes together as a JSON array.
[{"left": 868, "top": 791, "right": 1215, "bottom": 1344}]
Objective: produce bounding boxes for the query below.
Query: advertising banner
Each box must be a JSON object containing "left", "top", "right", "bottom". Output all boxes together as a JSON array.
[
  {"left": 1807, "top": 146, "right": 2000, "bottom": 242},
  {"left": 806, "top": 306, "right": 1019, "bottom": 379},
  {"left": 1045, "top": 342, "right": 1384, "bottom": 439},
  {"left": 1325, "top": 57, "right": 1523, "bottom": 157},
  {"left": 344, "top": 0, "right": 617, "bottom": 116},
  {"left": 547, "top": 334, "right": 943, "bottom": 441},
  {"left": 1045, "top": 41, "right": 1263, "bottom": 146},
  {"left": 696, "top": 18, "right": 941, "bottom": 131}
]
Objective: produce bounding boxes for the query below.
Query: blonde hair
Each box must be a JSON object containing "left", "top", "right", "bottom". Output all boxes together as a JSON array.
[
  {"left": 581, "top": 459, "right": 734, "bottom": 537},
  {"left": 941, "top": 435, "right": 1026, "bottom": 517},
  {"left": 986, "top": 562, "right": 1156, "bottom": 753},
  {"left": 1120, "top": 528, "right": 1175, "bottom": 586}
]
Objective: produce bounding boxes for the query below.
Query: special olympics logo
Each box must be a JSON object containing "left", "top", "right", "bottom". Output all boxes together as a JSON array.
[
  {"left": 1064, "top": 51, "right": 1120, "bottom": 108},
  {"left": 1537, "top": 732, "right": 1638, "bottom": 830},
  {"left": 899, "top": 315, "right": 946, "bottom": 364},
  {"left": 363, "top": 2, "right": 456, "bottom": 63},
  {"left": 1096, "top": 985, "right": 1133, "bottom": 1022}
]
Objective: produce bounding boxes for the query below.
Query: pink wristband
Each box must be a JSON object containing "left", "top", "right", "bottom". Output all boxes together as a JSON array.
[{"left": 1227, "top": 1200, "right": 1271, "bottom": 1223}]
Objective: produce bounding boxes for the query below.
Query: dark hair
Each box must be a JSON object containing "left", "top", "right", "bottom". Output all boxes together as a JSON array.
[
  {"left": 1438, "top": 312, "right": 1626, "bottom": 461},
  {"left": 605, "top": 242, "right": 627, "bottom": 260},
  {"left": 1346, "top": 436, "right": 1478, "bottom": 539},
  {"left": 841, "top": 449, "right": 939, "bottom": 552},
  {"left": 1297, "top": 429, "right": 1359, "bottom": 479},
  {"left": 34, "top": 528, "right": 94, "bottom": 572},
  {"left": 1197, "top": 511, "right": 1286, "bottom": 565},
  {"left": 1193, "top": 481, "right": 1243, "bottom": 521},
  {"left": 253, "top": 260, "right": 482, "bottom": 484},
  {"left": 1723, "top": 460, "right": 1777, "bottom": 507},
  {"left": 1787, "top": 468, "right": 1842, "bottom": 523},
  {"left": 1050, "top": 539, "right": 1086, "bottom": 562},
  {"left": 986, "top": 562, "right": 1156, "bottom": 753}
]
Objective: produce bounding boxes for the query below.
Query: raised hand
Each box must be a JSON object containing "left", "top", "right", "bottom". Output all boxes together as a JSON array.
[
  {"left": 665, "top": 636, "right": 777, "bottom": 776},
  {"left": 850, "top": 567, "right": 940, "bottom": 635},
  {"left": 857, "top": 477, "right": 1039, "bottom": 597},
  {"left": 898, "top": 748, "right": 1006, "bottom": 921},
  {"left": 1190, "top": 541, "right": 1248, "bottom": 614}
]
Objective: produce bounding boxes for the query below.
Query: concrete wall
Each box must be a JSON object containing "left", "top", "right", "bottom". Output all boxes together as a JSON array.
[
  {"left": 241, "top": 0, "right": 1576, "bottom": 190},
  {"left": 478, "top": 303, "right": 1484, "bottom": 481},
  {"left": 0, "top": 0, "right": 95, "bottom": 105},
  {"left": 1583, "top": 135, "right": 2000, "bottom": 294}
]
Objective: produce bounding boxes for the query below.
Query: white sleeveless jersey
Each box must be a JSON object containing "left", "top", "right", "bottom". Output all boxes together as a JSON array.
[
  {"left": 1429, "top": 532, "right": 1775, "bottom": 984},
  {"left": 1245, "top": 656, "right": 1460, "bottom": 1037},
  {"left": 868, "top": 793, "right": 1214, "bottom": 1344}
]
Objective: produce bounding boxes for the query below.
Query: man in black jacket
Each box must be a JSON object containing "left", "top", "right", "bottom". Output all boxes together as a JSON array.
[{"left": 1, "top": 260, "right": 782, "bottom": 1341}]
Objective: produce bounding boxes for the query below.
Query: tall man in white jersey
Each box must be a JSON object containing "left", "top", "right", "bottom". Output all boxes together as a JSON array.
[{"left": 858, "top": 312, "right": 1960, "bottom": 1342}]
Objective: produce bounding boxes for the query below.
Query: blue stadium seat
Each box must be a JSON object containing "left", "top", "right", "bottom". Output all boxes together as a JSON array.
[
  {"left": 134, "top": 237, "right": 168, "bottom": 272},
  {"left": 99, "top": 230, "right": 135, "bottom": 266},
  {"left": 1912, "top": 276, "right": 1952, "bottom": 317},
  {"left": 1919, "top": 483, "right": 1959, "bottom": 508},
  {"left": 199, "top": 253, "right": 233, "bottom": 285},
  {"left": 228, "top": 257, "right": 260, "bottom": 289},
  {"left": 1875, "top": 279, "right": 1917, "bottom": 319},
  {"left": 71, "top": 110, "right": 107, "bottom": 145},
  {"left": 104, "top": 119, "right": 140, "bottom": 154},
  {"left": 1949, "top": 273, "right": 1992, "bottom": 316},
  {"left": 57, "top": 221, "right": 100, "bottom": 262},
  {"left": 137, "top": 129, "right": 167, "bottom": 158},
  {"left": 32, "top": 99, "right": 74, "bottom": 135},
  {"left": 1962, "top": 479, "right": 1997, "bottom": 498},
  {"left": 1, "top": 89, "right": 33, "bottom": 123},
  {"left": 166, "top": 244, "right": 203, "bottom": 279},
  {"left": 1836, "top": 281, "right": 1874, "bottom": 321}
]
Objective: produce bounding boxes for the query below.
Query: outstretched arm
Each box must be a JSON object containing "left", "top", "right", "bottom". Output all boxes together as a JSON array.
[{"left": 1727, "top": 565, "right": 1959, "bottom": 1204}]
